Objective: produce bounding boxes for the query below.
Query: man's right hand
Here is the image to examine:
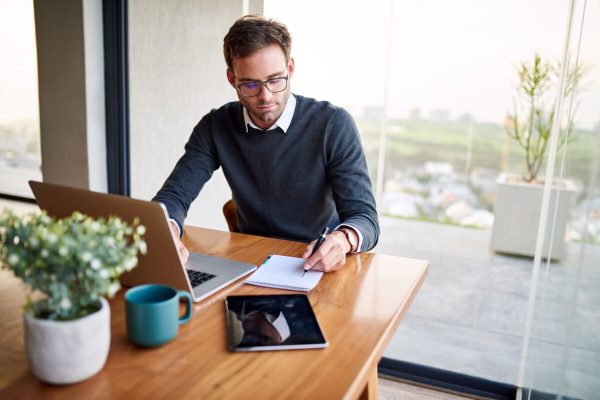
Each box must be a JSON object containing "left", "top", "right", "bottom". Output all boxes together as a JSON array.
[{"left": 169, "top": 221, "right": 190, "bottom": 265}]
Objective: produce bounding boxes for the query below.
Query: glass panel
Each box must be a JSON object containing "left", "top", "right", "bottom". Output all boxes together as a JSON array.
[
  {"left": 264, "top": 0, "right": 387, "bottom": 186},
  {"left": 379, "top": 0, "right": 566, "bottom": 387},
  {"left": 521, "top": 1, "right": 600, "bottom": 398},
  {"left": 0, "top": 0, "right": 42, "bottom": 198},
  {"left": 266, "top": 0, "right": 598, "bottom": 396}
]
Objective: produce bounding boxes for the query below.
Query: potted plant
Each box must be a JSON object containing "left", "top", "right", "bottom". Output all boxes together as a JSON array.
[
  {"left": 490, "top": 53, "right": 585, "bottom": 260},
  {"left": 0, "top": 210, "right": 146, "bottom": 384}
]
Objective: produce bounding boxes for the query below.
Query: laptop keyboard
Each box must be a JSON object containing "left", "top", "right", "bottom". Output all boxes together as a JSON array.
[{"left": 186, "top": 270, "right": 216, "bottom": 287}]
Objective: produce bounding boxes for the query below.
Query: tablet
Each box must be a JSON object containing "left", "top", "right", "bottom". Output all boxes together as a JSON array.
[{"left": 225, "top": 294, "right": 328, "bottom": 351}]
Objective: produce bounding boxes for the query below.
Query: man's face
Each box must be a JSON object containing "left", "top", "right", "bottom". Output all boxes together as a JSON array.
[{"left": 227, "top": 44, "right": 294, "bottom": 130}]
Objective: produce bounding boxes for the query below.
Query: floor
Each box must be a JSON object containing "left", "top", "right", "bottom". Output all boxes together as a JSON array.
[
  {"left": 376, "top": 217, "right": 600, "bottom": 400},
  {"left": 379, "top": 377, "right": 475, "bottom": 400}
]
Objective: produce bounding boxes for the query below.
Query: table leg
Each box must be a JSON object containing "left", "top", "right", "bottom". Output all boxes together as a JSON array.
[{"left": 359, "top": 367, "right": 378, "bottom": 400}]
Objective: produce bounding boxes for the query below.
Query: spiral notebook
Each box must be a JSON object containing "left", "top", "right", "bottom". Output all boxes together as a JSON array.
[{"left": 245, "top": 255, "right": 323, "bottom": 292}]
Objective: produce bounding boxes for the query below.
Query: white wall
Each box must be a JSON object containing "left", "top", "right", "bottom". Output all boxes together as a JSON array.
[{"left": 129, "top": 0, "right": 263, "bottom": 230}]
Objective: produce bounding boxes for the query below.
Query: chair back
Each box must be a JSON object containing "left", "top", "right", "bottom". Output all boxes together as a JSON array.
[{"left": 223, "top": 199, "right": 239, "bottom": 232}]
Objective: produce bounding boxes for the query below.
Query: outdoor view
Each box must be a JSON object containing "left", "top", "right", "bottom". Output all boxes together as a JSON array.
[
  {"left": 0, "top": 0, "right": 42, "bottom": 198},
  {"left": 266, "top": 0, "right": 599, "bottom": 397},
  {"left": 267, "top": 0, "right": 600, "bottom": 243},
  {"left": 358, "top": 113, "right": 599, "bottom": 242}
]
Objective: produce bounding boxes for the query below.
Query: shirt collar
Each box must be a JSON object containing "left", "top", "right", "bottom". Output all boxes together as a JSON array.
[{"left": 243, "top": 94, "right": 296, "bottom": 133}]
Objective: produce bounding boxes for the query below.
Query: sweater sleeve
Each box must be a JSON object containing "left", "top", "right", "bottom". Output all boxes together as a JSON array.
[
  {"left": 152, "top": 115, "right": 220, "bottom": 233},
  {"left": 324, "top": 108, "right": 380, "bottom": 251}
]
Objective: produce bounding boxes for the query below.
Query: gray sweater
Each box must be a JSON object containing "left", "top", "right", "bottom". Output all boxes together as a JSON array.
[{"left": 153, "top": 94, "right": 379, "bottom": 251}]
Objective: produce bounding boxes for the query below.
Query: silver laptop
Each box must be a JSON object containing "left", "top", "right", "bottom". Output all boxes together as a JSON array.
[{"left": 29, "top": 180, "right": 256, "bottom": 302}]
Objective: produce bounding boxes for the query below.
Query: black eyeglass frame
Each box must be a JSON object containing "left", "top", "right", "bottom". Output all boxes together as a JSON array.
[{"left": 235, "top": 75, "right": 289, "bottom": 97}]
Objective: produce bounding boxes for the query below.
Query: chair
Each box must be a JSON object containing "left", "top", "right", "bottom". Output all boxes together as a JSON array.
[{"left": 222, "top": 199, "right": 239, "bottom": 233}]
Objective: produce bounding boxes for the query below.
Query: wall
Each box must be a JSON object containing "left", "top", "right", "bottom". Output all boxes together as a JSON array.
[
  {"left": 33, "top": 0, "right": 265, "bottom": 226},
  {"left": 129, "top": 0, "right": 263, "bottom": 230}
]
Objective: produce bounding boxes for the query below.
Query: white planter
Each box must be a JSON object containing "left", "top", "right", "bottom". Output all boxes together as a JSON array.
[
  {"left": 490, "top": 173, "right": 577, "bottom": 260},
  {"left": 24, "top": 297, "right": 111, "bottom": 385}
]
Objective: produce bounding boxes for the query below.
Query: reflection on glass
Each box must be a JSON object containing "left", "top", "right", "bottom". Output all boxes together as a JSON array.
[{"left": 225, "top": 295, "right": 327, "bottom": 350}]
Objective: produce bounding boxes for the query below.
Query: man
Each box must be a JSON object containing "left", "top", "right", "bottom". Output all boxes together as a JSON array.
[
  {"left": 153, "top": 15, "right": 379, "bottom": 273},
  {"left": 228, "top": 305, "right": 291, "bottom": 347}
]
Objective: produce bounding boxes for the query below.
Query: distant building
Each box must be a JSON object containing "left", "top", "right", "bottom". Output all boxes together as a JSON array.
[
  {"left": 429, "top": 109, "right": 450, "bottom": 122},
  {"left": 424, "top": 161, "right": 454, "bottom": 176},
  {"left": 363, "top": 106, "right": 383, "bottom": 120},
  {"left": 408, "top": 108, "right": 422, "bottom": 121},
  {"left": 470, "top": 168, "right": 498, "bottom": 193},
  {"left": 456, "top": 113, "right": 474, "bottom": 124},
  {"left": 382, "top": 191, "right": 423, "bottom": 218}
]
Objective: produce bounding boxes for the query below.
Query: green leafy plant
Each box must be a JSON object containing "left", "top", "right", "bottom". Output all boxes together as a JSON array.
[
  {"left": 0, "top": 210, "right": 147, "bottom": 320},
  {"left": 506, "top": 53, "right": 586, "bottom": 182}
]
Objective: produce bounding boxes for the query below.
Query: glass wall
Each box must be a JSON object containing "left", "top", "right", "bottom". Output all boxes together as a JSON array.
[
  {"left": 520, "top": 1, "right": 600, "bottom": 398},
  {"left": 265, "top": 0, "right": 599, "bottom": 397},
  {"left": 0, "top": 0, "right": 42, "bottom": 198}
]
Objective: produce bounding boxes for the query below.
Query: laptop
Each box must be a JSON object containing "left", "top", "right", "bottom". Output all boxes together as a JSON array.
[{"left": 29, "top": 180, "right": 257, "bottom": 302}]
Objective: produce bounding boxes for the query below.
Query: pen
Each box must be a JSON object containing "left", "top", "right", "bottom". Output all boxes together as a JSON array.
[{"left": 304, "top": 227, "right": 329, "bottom": 277}]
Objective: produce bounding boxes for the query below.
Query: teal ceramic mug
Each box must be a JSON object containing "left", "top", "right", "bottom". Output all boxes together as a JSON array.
[{"left": 125, "top": 284, "right": 193, "bottom": 347}]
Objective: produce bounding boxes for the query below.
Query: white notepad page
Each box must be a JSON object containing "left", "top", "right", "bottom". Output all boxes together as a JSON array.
[{"left": 245, "top": 255, "right": 323, "bottom": 291}]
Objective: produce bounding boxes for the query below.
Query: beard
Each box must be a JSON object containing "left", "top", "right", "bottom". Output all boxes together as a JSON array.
[{"left": 241, "top": 88, "right": 291, "bottom": 129}]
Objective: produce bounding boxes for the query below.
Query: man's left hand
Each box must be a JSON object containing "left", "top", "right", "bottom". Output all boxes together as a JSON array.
[{"left": 302, "top": 231, "right": 352, "bottom": 272}]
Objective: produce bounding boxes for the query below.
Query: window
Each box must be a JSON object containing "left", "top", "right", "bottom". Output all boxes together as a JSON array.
[
  {"left": 265, "top": 1, "right": 600, "bottom": 397},
  {"left": 0, "top": 0, "right": 42, "bottom": 199}
]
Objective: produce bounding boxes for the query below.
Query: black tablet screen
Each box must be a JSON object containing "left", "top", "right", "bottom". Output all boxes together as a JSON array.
[{"left": 225, "top": 294, "right": 328, "bottom": 351}]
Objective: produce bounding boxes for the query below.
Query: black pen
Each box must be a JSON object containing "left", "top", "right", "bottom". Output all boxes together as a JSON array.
[{"left": 304, "top": 227, "right": 329, "bottom": 277}]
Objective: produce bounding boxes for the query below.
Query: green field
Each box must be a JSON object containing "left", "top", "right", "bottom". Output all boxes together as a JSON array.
[{"left": 357, "top": 117, "right": 598, "bottom": 192}]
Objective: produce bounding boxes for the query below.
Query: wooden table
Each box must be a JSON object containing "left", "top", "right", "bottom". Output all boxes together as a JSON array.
[{"left": 0, "top": 227, "right": 428, "bottom": 399}]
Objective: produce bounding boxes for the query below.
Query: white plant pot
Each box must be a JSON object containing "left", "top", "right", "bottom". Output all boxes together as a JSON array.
[
  {"left": 24, "top": 297, "right": 111, "bottom": 385},
  {"left": 490, "top": 173, "right": 577, "bottom": 260}
]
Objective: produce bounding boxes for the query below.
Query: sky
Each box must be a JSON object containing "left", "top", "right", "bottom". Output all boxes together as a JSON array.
[
  {"left": 0, "top": 0, "right": 38, "bottom": 124},
  {"left": 1, "top": 0, "right": 599, "bottom": 129},
  {"left": 265, "top": 0, "right": 600, "bottom": 128}
]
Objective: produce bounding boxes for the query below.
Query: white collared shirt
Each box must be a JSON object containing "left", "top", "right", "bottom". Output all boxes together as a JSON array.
[{"left": 243, "top": 94, "right": 296, "bottom": 133}]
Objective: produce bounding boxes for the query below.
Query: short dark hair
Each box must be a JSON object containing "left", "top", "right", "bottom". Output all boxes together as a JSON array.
[{"left": 223, "top": 15, "right": 292, "bottom": 70}]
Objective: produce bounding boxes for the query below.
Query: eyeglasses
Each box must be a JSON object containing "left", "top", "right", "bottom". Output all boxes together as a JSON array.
[{"left": 235, "top": 75, "right": 289, "bottom": 97}]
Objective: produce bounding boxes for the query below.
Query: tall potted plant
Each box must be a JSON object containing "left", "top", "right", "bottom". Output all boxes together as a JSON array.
[
  {"left": 491, "top": 54, "right": 584, "bottom": 260},
  {"left": 0, "top": 210, "right": 146, "bottom": 384}
]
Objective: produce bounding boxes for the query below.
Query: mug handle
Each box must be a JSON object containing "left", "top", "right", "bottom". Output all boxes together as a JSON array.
[{"left": 177, "top": 290, "right": 193, "bottom": 324}]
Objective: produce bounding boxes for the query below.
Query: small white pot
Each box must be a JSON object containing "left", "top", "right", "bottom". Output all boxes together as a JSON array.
[{"left": 24, "top": 297, "right": 111, "bottom": 385}]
